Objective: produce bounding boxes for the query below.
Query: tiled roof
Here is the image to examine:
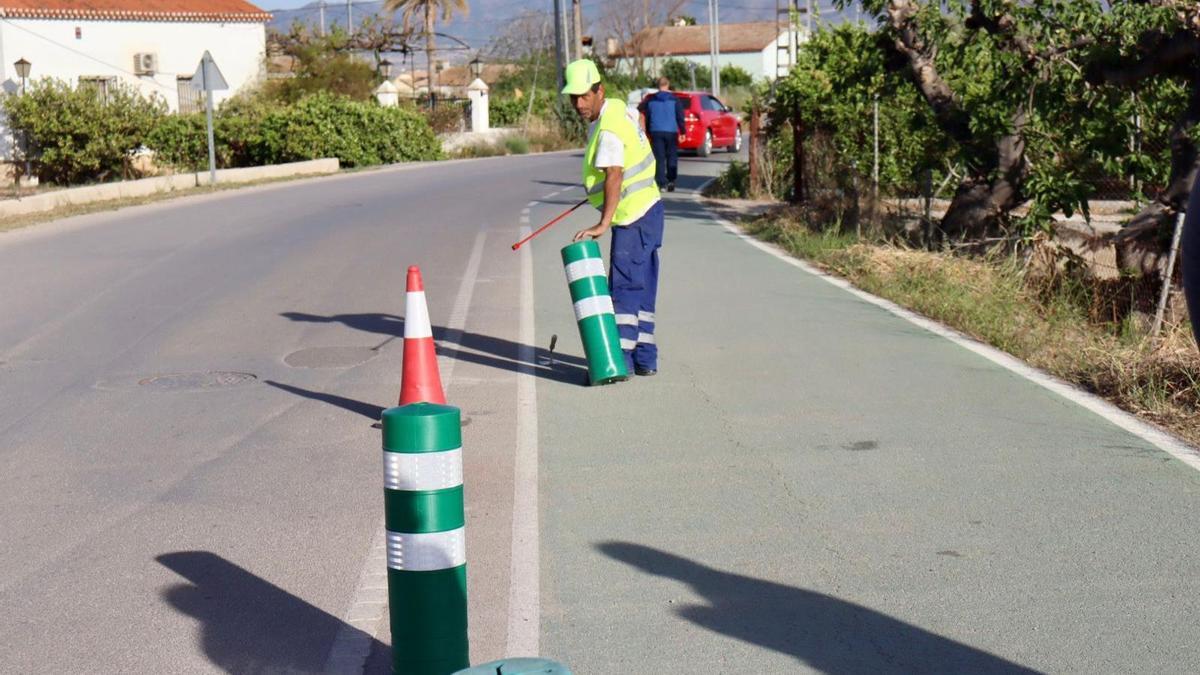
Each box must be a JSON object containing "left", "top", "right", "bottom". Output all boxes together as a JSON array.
[
  {"left": 625, "top": 22, "right": 784, "bottom": 56},
  {"left": 0, "top": 1, "right": 271, "bottom": 23}
]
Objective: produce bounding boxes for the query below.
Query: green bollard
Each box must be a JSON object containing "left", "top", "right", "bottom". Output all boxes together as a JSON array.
[
  {"left": 383, "top": 403, "right": 469, "bottom": 675},
  {"left": 561, "top": 240, "right": 628, "bottom": 385}
]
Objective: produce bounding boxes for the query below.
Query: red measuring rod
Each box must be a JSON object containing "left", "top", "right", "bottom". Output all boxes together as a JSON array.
[{"left": 511, "top": 198, "right": 589, "bottom": 251}]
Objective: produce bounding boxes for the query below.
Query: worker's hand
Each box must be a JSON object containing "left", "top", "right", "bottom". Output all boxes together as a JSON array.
[{"left": 573, "top": 223, "right": 609, "bottom": 242}]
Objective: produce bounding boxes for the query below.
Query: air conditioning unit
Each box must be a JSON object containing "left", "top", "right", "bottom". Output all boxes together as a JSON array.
[{"left": 133, "top": 52, "right": 158, "bottom": 75}]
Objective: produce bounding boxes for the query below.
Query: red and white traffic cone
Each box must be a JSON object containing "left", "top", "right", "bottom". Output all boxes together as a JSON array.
[{"left": 399, "top": 265, "right": 446, "bottom": 405}]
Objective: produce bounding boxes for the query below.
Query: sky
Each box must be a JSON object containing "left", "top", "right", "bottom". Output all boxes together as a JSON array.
[{"left": 258, "top": 0, "right": 786, "bottom": 20}]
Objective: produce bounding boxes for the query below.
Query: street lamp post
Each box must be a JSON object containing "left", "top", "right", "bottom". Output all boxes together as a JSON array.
[
  {"left": 380, "top": 58, "right": 393, "bottom": 81},
  {"left": 469, "top": 55, "right": 483, "bottom": 81},
  {"left": 13, "top": 57, "right": 32, "bottom": 190}
]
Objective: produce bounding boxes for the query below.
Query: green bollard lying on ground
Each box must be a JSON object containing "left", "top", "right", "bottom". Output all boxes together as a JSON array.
[
  {"left": 561, "top": 240, "right": 628, "bottom": 385},
  {"left": 382, "top": 403, "right": 469, "bottom": 675}
]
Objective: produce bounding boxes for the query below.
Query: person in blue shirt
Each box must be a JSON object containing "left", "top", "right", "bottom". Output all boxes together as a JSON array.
[{"left": 638, "top": 77, "right": 686, "bottom": 192}]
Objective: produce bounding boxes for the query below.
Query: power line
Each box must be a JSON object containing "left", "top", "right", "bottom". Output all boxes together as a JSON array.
[{"left": 1, "top": 18, "right": 180, "bottom": 94}]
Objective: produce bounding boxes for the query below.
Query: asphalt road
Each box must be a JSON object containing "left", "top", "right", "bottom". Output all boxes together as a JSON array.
[{"left": 3, "top": 142, "right": 1200, "bottom": 674}]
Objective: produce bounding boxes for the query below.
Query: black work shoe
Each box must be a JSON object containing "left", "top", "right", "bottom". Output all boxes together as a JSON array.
[
  {"left": 635, "top": 367, "right": 657, "bottom": 376},
  {"left": 666, "top": 182, "right": 676, "bottom": 192}
]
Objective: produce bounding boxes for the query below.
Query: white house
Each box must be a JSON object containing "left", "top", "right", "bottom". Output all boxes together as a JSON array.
[
  {"left": 612, "top": 21, "right": 808, "bottom": 83},
  {"left": 0, "top": 0, "right": 270, "bottom": 161}
]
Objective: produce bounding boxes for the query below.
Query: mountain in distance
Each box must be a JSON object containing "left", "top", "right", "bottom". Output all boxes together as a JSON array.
[{"left": 261, "top": 0, "right": 785, "bottom": 63}]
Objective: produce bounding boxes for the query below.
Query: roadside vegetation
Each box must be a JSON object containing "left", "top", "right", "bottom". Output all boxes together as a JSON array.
[
  {"left": 737, "top": 210, "right": 1200, "bottom": 444},
  {"left": 706, "top": 2, "right": 1200, "bottom": 443}
]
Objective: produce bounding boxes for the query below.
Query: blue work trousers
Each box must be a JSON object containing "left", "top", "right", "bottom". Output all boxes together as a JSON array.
[
  {"left": 649, "top": 132, "right": 679, "bottom": 188},
  {"left": 610, "top": 200, "right": 665, "bottom": 371}
]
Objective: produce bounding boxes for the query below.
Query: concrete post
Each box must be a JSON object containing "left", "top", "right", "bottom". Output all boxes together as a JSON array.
[
  {"left": 467, "top": 78, "right": 489, "bottom": 132},
  {"left": 375, "top": 80, "right": 400, "bottom": 108}
]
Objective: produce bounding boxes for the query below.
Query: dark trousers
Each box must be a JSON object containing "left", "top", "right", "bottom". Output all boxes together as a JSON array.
[
  {"left": 649, "top": 132, "right": 679, "bottom": 188},
  {"left": 610, "top": 201, "right": 665, "bottom": 371}
]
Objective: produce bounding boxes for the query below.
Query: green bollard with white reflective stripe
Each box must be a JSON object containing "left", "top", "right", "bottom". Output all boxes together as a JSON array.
[
  {"left": 383, "top": 403, "right": 469, "bottom": 675},
  {"left": 561, "top": 240, "right": 628, "bottom": 385}
]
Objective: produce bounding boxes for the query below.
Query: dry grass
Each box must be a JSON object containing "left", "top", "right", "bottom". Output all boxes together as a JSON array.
[{"left": 744, "top": 211, "right": 1200, "bottom": 446}]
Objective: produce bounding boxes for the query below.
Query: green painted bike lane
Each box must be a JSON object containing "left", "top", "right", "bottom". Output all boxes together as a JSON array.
[{"left": 529, "top": 172, "right": 1200, "bottom": 672}]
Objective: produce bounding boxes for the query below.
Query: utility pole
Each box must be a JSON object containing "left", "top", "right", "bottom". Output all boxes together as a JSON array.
[
  {"left": 319, "top": 0, "right": 327, "bottom": 37},
  {"left": 713, "top": 0, "right": 721, "bottom": 96},
  {"left": 560, "top": 0, "right": 572, "bottom": 68},
  {"left": 553, "top": 0, "right": 565, "bottom": 91},
  {"left": 707, "top": 0, "right": 718, "bottom": 94},
  {"left": 346, "top": 0, "right": 353, "bottom": 33},
  {"left": 572, "top": 0, "right": 584, "bottom": 60}
]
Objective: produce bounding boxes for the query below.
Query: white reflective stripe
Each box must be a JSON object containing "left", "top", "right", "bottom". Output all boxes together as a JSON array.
[
  {"left": 620, "top": 338, "right": 637, "bottom": 350},
  {"left": 637, "top": 332, "right": 657, "bottom": 345},
  {"left": 638, "top": 311, "right": 655, "bottom": 322},
  {"left": 620, "top": 177, "right": 657, "bottom": 199},
  {"left": 615, "top": 313, "right": 639, "bottom": 326},
  {"left": 588, "top": 154, "right": 654, "bottom": 195},
  {"left": 564, "top": 258, "right": 606, "bottom": 283},
  {"left": 386, "top": 528, "right": 466, "bottom": 571},
  {"left": 383, "top": 448, "right": 463, "bottom": 491},
  {"left": 573, "top": 295, "right": 614, "bottom": 321},
  {"left": 404, "top": 291, "right": 432, "bottom": 339},
  {"left": 625, "top": 152, "right": 655, "bottom": 179}
]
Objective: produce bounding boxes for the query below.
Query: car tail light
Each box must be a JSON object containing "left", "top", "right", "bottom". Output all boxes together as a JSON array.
[{"left": 685, "top": 113, "right": 700, "bottom": 123}]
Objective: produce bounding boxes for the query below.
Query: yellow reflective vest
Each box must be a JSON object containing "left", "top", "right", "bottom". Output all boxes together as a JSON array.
[{"left": 583, "top": 100, "right": 660, "bottom": 226}]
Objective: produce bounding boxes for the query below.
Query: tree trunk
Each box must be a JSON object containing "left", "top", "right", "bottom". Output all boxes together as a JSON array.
[
  {"left": 939, "top": 107, "right": 1028, "bottom": 241},
  {"left": 1085, "top": 30, "right": 1200, "bottom": 274},
  {"left": 884, "top": 0, "right": 1028, "bottom": 242}
]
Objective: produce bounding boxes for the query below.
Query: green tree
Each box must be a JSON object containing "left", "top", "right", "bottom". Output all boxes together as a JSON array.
[
  {"left": 2, "top": 78, "right": 166, "bottom": 184},
  {"left": 661, "top": 59, "right": 708, "bottom": 90},
  {"left": 267, "top": 23, "right": 379, "bottom": 103},
  {"left": 720, "top": 64, "right": 753, "bottom": 88},
  {"left": 383, "top": 0, "right": 470, "bottom": 96},
  {"left": 803, "top": 0, "right": 1190, "bottom": 248}
]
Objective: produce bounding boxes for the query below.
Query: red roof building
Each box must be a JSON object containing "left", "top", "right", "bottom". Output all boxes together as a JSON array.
[{"left": 0, "top": 1, "right": 271, "bottom": 23}]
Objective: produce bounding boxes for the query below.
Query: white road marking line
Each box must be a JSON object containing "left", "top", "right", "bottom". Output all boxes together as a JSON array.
[
  {"left": 436, "top": 230, "right": 488, "bottom": 386},
  {"left": 693, "top": 189, "right": 1200, "bottom": 473},
  {"left": 325, "top": 230, "right": 487, "bottom": 675},
  {"left": 507, "top": 224, "right": 541, "bottom": 657}
]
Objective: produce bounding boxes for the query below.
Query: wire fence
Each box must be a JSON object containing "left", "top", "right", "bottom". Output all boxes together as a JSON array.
[{"left": 744, "top": 106, "right": 1190, "bottom": 338}]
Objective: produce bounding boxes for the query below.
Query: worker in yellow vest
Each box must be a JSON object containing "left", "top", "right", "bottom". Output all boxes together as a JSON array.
[{"left": 564, "top": 59, "right": 665, "bottom": 377}]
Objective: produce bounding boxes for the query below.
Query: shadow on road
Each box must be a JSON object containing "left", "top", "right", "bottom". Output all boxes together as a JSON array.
[
  {"left": 280, "top": 312, "right": 589, "bottom": 386},
  {"left": 156, "top": 551, "right": 384, "bottom": 674},
  {"left": 264, "top": 380, "right": 385, "bottom": 420},
  {"left": 597, "top": 542, "right": 1043, "bottom": 674}
]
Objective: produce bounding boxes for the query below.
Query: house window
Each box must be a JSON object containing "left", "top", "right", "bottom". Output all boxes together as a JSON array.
[
  {"left": 78, "top": 76, "right": 115, "bottom": 103},
  {"left": 177, "top": 77, "right": 204, "bottom": 114}
]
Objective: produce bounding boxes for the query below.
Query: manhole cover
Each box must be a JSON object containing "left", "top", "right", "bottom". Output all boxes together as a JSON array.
[
  {"left": 138, "top": 371, "right": 258, "bottom": 391},
  {"left": 284, "top": 346, "right": 379, "bottom": 369}
]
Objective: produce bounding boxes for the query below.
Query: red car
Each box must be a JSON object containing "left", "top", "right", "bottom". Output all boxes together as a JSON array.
[{"left": 643, "top": 91, "right": 743, "bottom": 157}]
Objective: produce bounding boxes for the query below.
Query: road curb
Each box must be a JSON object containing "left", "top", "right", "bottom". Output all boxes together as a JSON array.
[{"left": 0, "top": 159, "right": 340, "bottom": 219}]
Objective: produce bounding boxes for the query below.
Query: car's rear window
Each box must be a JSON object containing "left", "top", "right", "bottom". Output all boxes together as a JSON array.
[{"left": 674, "top": 94, "right": 693, "bottom": 108}]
